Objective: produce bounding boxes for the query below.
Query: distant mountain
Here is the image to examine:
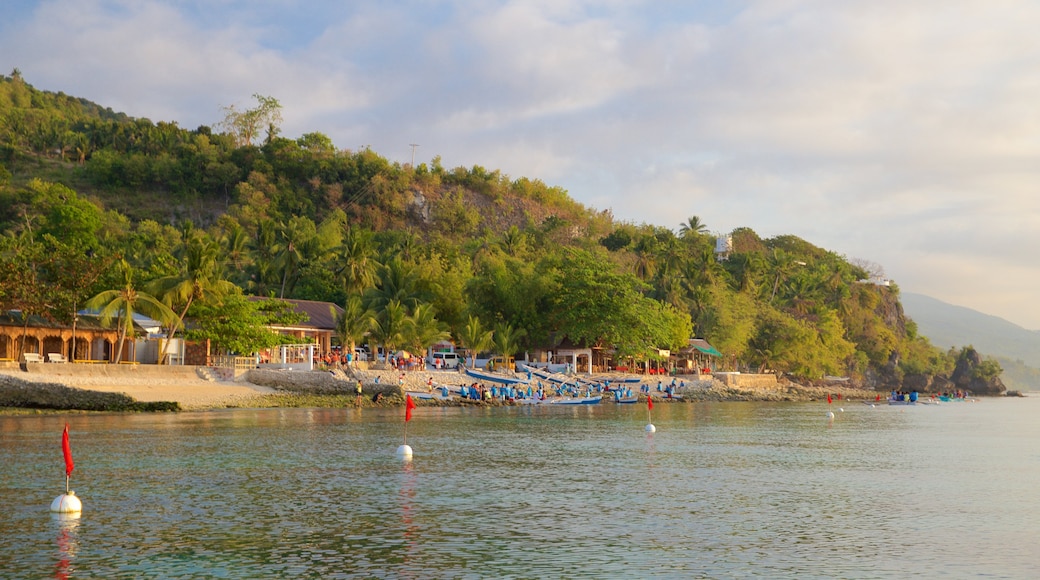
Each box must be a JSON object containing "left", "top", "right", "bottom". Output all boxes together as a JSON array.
[{"left": 901, "top": 292, "right": 1040, "bottom": 390}]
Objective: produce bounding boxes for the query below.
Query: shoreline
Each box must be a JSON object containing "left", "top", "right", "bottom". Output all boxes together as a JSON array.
[{"left": 0, "top": 365, "right": 890, "bottom": 413}]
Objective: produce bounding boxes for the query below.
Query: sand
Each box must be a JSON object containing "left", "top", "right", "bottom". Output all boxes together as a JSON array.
[{"left": 0, "top": 367, "right": 279, "bottom": 410}]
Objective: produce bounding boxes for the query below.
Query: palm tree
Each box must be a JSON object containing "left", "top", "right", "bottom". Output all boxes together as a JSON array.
[
  {"left": 457, "top": 315, "right": 495, "bottom": 368},
  {"left": 149, "top": 234, "right": 237, "bottom": 364},
  {"left": 365, "top": 258, "right": 422, "bottom": 313},
  {"left": 273, "top": 216, "right": 318, "bottom": 298},
  {"left": 407, "top": 303, "right": 450, "bottom": 360},
  {"left": 370, "top": 299, "right": 413, "bottom": 358},
  {"left": 333, "top": 227, "right": 380, "bottom": 297},
  {"left": 85, "top": 260, "right": 178, "bottom": 364},
  {"left": 332, "top": 295, "right": 375, "bottom": 356},
  {"left": 493, "top": 322, "right": 526, "bottom": 363},
  {"left": 679, "top": 215, "right": 708, "bottom": 238}
]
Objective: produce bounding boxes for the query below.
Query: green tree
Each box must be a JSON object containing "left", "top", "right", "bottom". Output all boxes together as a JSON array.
[
  {"left": 457, "top": 315, "right": 495, "bottom": 367},
  {"left": 85, "top": 260, "right": 178, "bottom": 363},
  {"left": 148, "top": 233, "right": 237, "bottom": 363},
  {"left": 370, "top": 299, "right": 413, "bottom": 357},
  {"left": 219, "top": 94, "right": 283, "bottom": 147},
  {"left": 332, "top": 294, "right": 376, "bottom": 355},
  {"left": 406, "top": 303, "right": 450, "bottom": 360}
]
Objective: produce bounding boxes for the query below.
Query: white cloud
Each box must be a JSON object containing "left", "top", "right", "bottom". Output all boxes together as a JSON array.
[{"left": 3, "top": 0, "right": 1040, "bottom": 328}]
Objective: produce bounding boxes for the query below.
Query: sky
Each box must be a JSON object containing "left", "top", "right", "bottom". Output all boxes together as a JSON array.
[{"left": 3, "top": 0, "right": 1040, "bottom": 329}]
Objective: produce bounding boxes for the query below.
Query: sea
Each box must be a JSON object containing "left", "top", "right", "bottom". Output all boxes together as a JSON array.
[{"left": 2, "top": 396, "right": 1038, "bottom": 579}]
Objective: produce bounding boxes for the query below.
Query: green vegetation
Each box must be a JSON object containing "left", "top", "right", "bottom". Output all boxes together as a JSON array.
[{"left": 0, "top": 73, "right": 992, "bottom": 382}]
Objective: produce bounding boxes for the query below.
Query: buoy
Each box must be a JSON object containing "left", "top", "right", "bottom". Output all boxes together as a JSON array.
[
  {"left": 396, "top": 444, "right": 413, "bottom": 460},
  {"left": 870, "top": 404, "right": 875, "bottom": 408},
  {"left": 826, "top": 411, "right": 835, "bottom": 420},
  {"left": 50, "top": 491, "right": 82, "bottom": 513},
  {"left": 645, "top": 424, "right": 656, "bottom": 433},
  {"left": 839, "top": 408, "right": 844, "bottom": 413}
]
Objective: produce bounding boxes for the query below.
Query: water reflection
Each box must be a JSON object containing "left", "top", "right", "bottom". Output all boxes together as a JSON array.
[
  {"left": 398, "top": 460, "right": 419, "bottom": 578},
  {"left": 52, "top": 512, "right": 80, "bottom": 580},
  {"left": 1, "top": 400, "right": 1038, "bottom": 577}
]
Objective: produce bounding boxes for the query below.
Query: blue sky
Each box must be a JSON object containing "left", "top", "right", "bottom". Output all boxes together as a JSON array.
[{"left": 3, "top": 0, "right": 1040, "bottom": 329}]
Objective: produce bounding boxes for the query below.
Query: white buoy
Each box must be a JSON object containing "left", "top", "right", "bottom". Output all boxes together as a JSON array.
[
  {"left": 839, "top": 408, "right": 844, "bottom": 413},
  {"left": 50, "top": 491, "right": 82, "bottom": 513},
  {"left": 645, "top": 424, "right": 656, "bottom": 433},
  {"left": 826, "top": 411, "right": 835, "bottom": 420},
  {"left": 396, "top": 444, "right": 413, "bottom": 460}
]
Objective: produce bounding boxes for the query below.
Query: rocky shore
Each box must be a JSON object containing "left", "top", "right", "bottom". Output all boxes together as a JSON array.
[{"left": 0, "top": 363, "right": 888, "bottom": 413}]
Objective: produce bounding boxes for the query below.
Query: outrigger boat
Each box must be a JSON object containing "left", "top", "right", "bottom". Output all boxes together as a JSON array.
[
  {"left": 551, "top": 395, "right": 602, "bottom": 405},
  {"left": 464, "top": 367, "right": 530, "bottom": 385}
]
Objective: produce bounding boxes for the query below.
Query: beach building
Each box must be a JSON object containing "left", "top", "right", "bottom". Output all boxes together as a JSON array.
[
  {"left": 248, "top": 297, "right": 343, "bottom": 358},
  {"left": 0, "top": 310, "right": 137, "bottom": 364}
]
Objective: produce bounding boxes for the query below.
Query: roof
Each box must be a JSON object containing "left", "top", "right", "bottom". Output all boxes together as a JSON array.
[
  {"left": 247, "top": 297, "right": 344, "bottom": 331},
  {"left": 0, "top": 310, "right": 138, "bottom": 332},
  {"left": 687, "top": 338, "right": 722, "bottom": 357}
]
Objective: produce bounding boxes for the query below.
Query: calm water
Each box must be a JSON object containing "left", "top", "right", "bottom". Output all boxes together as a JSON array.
[{"left": 2, "top": 398, "right": 1039, "bottom": 579}]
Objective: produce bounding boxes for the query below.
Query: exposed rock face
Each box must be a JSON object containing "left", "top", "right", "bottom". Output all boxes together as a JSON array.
[{"left": 949, "top": 347, "right": 1007, "bottom": 396}]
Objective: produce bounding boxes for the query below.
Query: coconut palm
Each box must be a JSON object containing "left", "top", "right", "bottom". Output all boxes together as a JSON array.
[
  {"left": 493, "top": 322, "right": 526, "bottom": 362},
  {"left": 370, "top": 299, "right": 413, "bottom": 357},
  {"left": 85, "top": 260, "right": 178, "bottom": 364},
  {"left": 333, "top": 227, "right": 380, "bottom": 297},
  {"left": 457, "top": 315, "right": 494, "bottom": 368},
  {"left": 149, "top": 234, "right": 238, "bottom": 363},
  {"left": 332, "top": 294, "right": 375, "bottom": 355},
  {"left": 679, "top": 215, "right": 708, "bottom": 238},
  {"left": 407, "top": 303, "right": 450, "bottom": 360}
]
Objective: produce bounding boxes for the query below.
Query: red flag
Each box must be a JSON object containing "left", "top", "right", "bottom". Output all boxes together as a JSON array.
[
  {"left": 405, "top": 394, "right": 416, "bottom": 422},
  {"left": 647, "top": 397, "right": 654, "bottom": 410},
  {"left": 62, "top": 423, "right": 74, "bottom": 478},
  {"left": 826, "top": 393, "right": 832, "bottom": 404}
]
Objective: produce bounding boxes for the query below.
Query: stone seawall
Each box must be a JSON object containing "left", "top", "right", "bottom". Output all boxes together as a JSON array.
[
  {"left": 19, "top": 363, "right": 207, "bottom": 381},
  {"left": 713, "top": 373, "right": 779, "bottom": 388},
  {"left": 245, "top": 369, "right": 402, "bottom": 397},
  {"left": 0, "top": 373, "right": 141, "bottom": 410}
]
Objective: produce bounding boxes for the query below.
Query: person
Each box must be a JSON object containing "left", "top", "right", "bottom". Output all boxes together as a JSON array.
[{"left": 355, "top": 380, "right": 364, "bottom": 407}]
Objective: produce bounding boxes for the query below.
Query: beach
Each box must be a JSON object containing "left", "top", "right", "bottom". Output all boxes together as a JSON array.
[
  {"left": 0, "top": 366, "right": 278, "bottom": 410},
  {"left": 0, "top": 363, "right": 883, "bottom": 411}
]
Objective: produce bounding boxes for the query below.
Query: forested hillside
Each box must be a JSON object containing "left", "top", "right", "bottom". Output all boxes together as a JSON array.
[{"left": 0, "top": 73, "right": 999, "bottom": 388}]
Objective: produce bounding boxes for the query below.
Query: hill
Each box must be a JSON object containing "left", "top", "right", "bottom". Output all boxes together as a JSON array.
[
  {"left": 0, "top": 75, "right": 1008, "bottom": 393},
  {"left": 902, "top": 292, "right": 1040, "bottom": 390}
]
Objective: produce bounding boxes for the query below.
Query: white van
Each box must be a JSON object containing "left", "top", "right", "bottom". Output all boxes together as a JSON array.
[{"left": 429, "top": 352, "right": 461, "bottom": 369}]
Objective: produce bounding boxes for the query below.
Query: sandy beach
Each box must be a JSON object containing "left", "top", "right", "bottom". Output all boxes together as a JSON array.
[
  {"left": 0, "top": 367, "right": 279, "bottom": 410},
  {"left": 0, "top": 363, "right": 883, "bottom": 411}
]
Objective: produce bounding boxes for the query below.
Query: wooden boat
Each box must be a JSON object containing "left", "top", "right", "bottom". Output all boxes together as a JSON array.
[
  {"left": 464, "top": 367, "right": 529, "bottom": 385},
  {"left": 615, "top": 395, "right": 639, "bottom": 404},
  {"left": 405, "top": 390, "right": 453, "bottom": 401},
  {"left": 551, "top": 395, "right": 602, "bottom": 405}
]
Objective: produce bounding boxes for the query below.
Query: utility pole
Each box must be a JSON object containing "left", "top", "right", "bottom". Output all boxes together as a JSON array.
[{"left": 409, "top": 144, "right": 419, "bottom": 168}]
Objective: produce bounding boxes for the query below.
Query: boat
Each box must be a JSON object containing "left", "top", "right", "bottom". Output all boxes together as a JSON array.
[
  {"left": 464, "top": 367, "right": 530, "bottom": 385},
  {"left": 405, "top": 389, "right": 453, "bottom": 401},
  {"left": 887, "top": 399, "right": 916, "bottom": 406},
  {"left": 615, "top": 395, "right": 639, "bottom": 404},
  {"left": 551, "top": 395, "right": 602, "bottom": 405}
]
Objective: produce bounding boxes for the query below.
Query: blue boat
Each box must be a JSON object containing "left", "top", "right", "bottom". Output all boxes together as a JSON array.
[{"left": 464, "top": 367, "right": 530, "bottom": 385}]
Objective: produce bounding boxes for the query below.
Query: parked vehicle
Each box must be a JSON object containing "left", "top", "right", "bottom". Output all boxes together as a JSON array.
[{"left": 428, "top": 352, "right": 461, "bottom": 369}]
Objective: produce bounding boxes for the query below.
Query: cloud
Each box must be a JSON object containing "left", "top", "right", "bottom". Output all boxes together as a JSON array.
[{"left": 3, "top": 0, "right": 1040, "bottom": 327}]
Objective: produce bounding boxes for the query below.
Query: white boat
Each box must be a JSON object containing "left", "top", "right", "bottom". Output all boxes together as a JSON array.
[
  {"left": 551, "top": 395, "right": 602, "bottom": 405},
  {"left": 405, "top": 389, "right": 453, "bottom": 401},
  {"left": 464, "top": 367, "right": 529, "bottom": 385},
  {"left": 615, "top": 396, "right": 639, "bottom": 404}
]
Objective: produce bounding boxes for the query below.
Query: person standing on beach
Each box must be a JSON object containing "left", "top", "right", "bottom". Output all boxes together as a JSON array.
[{"left": 355, "top": 380, "right": 363, "bottom": 407}]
